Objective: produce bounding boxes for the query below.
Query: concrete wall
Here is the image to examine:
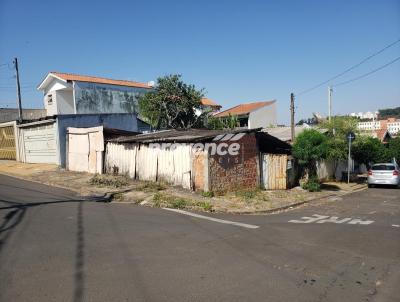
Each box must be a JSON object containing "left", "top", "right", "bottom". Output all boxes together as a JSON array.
[
  {"left": 74, "top": 81, "right": 150, "bottom": 114},
  {"left": 248, "top": 102, "right": 277, "bottom": 128},
  {"left": 209, "top": 133, "right": 259, "bottom": 193},
  {"left": 317, "top": 160, "right": 350, "bottom": 181},
  {"left": 57, "top": 113, "right": 139, "bottom": 167},
  {"left": 55, "top": 90, "right": 74, "bottom": 114}
]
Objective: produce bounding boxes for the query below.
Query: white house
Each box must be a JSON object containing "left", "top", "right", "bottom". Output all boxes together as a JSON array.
[
  {"left": 387, "top": 119, "right": 400, "bottom": 135},
  {"left": 357, "top": 120, "right": 381, "bottom": 131},
  {"left": 37, "top": 72, "right": 153, "bottom": 116},
  {"left": 214, "top": 100, "right": 277, "bottom": 128},
  {"left": 350, "top": 111, "right": 378, "bottom": 119}
]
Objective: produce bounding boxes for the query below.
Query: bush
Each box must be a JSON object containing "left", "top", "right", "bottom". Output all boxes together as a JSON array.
[
  {"left": 293, "top": 129, "right": 328, "bottom": 177},
  {"left": 301, "top": 177, "right": 321, "bottom": 192}
]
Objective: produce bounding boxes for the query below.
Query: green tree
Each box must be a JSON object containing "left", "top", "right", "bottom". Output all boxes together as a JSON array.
[
  {"left": 351, "top": 136, "right": 389, "bottom": 166},
  {"left": 293, "top": 129, "right": 328, "bottom": 178},
  {"left": 387, "top": 136, "right": 400, "bottom": 163},
  {"left": 206, "top": 114, "right": 239, "bottom": 130},
  {"left": 326, "top": 137, "right": 347, "bottom": 177},
  {"left": 138, "top": 74, "right": 204, "bottom": 129},
  {"left": 320, "top": 116, "right": 359, "bottom": 138},
  {"left": 318, "top": 116, "right": 359, "bottom": 178}
]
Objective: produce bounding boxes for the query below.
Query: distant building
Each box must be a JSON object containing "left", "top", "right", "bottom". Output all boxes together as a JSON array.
[
  {"left": 350, "top": 111, "right": 378, "bottom": 119},
  {"left": 214, "top": 100, "right": 277, "bottom": 128},
  {"left": 37, "top": 72, "right": 153, "bottom": 116},
  {"left": 357, "top": 117, "right": 400, "bottom": 135},
  {"left": 357, "top": 120, "right": 381, "bottom": 131},
  {"left": 387, "top": 119, "right": 400, "bottom": 135}
]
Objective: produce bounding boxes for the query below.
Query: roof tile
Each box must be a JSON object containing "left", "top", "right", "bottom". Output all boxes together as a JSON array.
[
  {"left": 215, "top": 100, "right": 275, "bottom": 118},
  {"left": 51, "top": 72, "right": 152, "bottom": 89}
]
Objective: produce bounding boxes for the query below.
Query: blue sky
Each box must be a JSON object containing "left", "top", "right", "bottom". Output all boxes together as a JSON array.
[{"left": 0, "top": 0, "right": 399, "bottom": 124}]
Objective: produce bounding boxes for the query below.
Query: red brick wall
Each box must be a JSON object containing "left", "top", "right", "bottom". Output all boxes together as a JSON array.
[{"left": 209, "top": 133, "right": 259, "bottom": 193}]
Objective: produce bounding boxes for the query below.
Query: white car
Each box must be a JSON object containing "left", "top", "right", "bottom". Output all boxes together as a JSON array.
[{"left": 367, "top": 163, "right": 400, "bottom": 188}]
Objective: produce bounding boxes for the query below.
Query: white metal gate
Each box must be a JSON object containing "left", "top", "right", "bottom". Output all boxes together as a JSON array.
[{"left": 22, "top": 123, "right": 58, "bottom": 164}]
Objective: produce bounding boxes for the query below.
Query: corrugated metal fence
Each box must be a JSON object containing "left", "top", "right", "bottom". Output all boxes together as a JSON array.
[
  {"left": 105, "top": 142, "right": 192, "bottom": 189},
  {"left": 261, "top": 153, "right": 288, "bottom": 190}
]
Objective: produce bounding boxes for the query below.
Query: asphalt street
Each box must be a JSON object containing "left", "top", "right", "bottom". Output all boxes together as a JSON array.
[{"left": 0, "top": 174, "right": 399, "bottom": 302}]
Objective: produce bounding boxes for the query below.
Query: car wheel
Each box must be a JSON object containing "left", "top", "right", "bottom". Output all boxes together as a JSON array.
[{"left": 368, "top": 184, "right": 373, "bottom": 188}]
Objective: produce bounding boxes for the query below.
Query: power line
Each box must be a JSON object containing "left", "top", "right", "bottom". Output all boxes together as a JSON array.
[
  {"left": 296, "top": 37, "right": 400, "bottom": 96},
  {"left": 332, "top": 55, "right": 400, "bottom": 87}
]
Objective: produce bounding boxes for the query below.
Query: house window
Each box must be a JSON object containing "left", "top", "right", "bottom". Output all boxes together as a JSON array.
[{"left": 47, "top": 94, "right": 53, "bottom": 105}]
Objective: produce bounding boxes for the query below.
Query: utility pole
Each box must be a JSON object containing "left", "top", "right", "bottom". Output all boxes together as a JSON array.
[
  {"left": 347, "top": 132, "right": 355, "bottom": 184},
  {"left": 13, "top": 58, "right": 23, "bottom": 123},
  {"left": 328, "top": 86, "right": 332, "bottom": 122},
  {"left": 290, "top": 93, "right": 295, "bottom": 142}
]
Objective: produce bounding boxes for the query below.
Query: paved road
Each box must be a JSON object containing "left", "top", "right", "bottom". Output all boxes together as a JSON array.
[{"left": 0, "top": 174, "right": 399, "bottom": 302}]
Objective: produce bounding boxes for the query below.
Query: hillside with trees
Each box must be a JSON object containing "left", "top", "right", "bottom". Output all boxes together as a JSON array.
[{"left": 378, "top": 107, "right": 400, "bottom": 119}]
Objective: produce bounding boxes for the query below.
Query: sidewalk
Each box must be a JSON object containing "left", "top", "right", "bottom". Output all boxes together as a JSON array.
[{"left": 0, "top": 160, "right": 367, "bottom": 213}]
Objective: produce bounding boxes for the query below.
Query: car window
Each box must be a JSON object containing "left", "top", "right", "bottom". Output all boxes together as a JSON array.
[{"left": 371, "top": 165, "right": 395, "bottom": 171}]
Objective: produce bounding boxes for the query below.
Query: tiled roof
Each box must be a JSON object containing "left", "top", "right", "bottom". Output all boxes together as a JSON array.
[
  {"left": 50, "top": 72, "right": 152, "bottom": 89},
  {"left": 215, "top": 100, "right": 275, "bottom": 118},
  {"left": 201, "top": 98, "right": 221, "bottom": 108},
  {"left": 375, "top": 129, "right": 391, "bottom": 142}
]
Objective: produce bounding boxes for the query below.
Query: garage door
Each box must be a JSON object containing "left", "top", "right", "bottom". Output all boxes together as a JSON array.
[
  {"left": 22, "top": 123, "right": 58, "bottom": 164},
  {"left": 0, "top": 126, "right": 16, "bottom": 160}
]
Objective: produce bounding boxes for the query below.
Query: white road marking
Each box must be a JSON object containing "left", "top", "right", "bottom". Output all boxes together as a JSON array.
[
  {"left": 392, "top": 224, "right": 400, "bottom": 228},
  {"left": 163, "top": 208, "right": 260, "bottom": 229},
  {"left": 289, "top": 214, "right": 374, "bottom": 225}
]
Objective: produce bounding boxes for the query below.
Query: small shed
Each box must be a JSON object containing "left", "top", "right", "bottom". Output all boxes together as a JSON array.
[
  {"left": 66, "top": 126, "right": 139, "bottom": 174},
  {"left": 105, "top": 128, "right": 292, "bottom": 192}
]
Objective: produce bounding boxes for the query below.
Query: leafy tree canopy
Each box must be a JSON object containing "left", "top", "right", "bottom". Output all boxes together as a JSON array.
[
  {"left": 292, "top": 129, "right": 328, "bottom": 177},
  {"left": 138, "top": 74, "right": 204, "bottom": 129},
  {"left": 319, "top": 116, "right": 359, "bottom": 138},
  {"left": 351, "top": 136, "right": 388, "bottom": 165},
  {"left": 386, "top": 136, "right": 400, "bottom": 163}
]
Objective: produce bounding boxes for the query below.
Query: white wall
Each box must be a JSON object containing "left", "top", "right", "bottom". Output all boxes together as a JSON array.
[
  {"left": 249, "top": 102, "right": 277, "bottom": 128},
  {"left": 42, "top": 78, "right": 72, "bottom": 116},
  {"left": 55, "top": 90, "right": 74, "bottom": 114}
]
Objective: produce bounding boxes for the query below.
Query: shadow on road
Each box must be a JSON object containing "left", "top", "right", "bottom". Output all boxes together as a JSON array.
[{"left": 0, "top": 181, "right": 105, "bottom": 302}]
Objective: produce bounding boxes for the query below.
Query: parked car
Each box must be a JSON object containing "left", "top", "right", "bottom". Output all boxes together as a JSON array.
[{"left": 367, "top": 163, "right": 400, "bottom": 188}]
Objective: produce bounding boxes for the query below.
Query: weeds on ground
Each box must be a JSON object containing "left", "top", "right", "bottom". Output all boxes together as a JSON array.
[
  {"left": 112, "top": 192, "right": 124, "bottom": 201},
  {"left": 201, "top": 191, "right": 214, "bottom": 198},
  {"left": 89, "top": 174, "right": 129, "bottom": 188},
  {"left": 152, "top": 193, "right": 213, "bottom": 212},
  {"left": 234, "top": 188, "right": 261, "bottom": 201},
  {"left": 196, "top": 201, "right": 214, "bottom": 212},
  {"left": 136, "top": 181, "right": 166, "bottom": 192}
]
